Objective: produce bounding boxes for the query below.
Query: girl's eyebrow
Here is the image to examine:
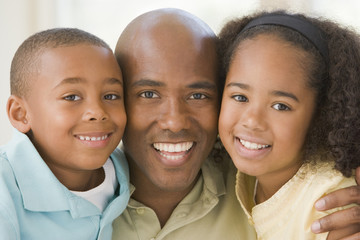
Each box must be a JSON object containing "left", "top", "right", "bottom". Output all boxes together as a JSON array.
[
  {"left": 271, "top": 90, "right": 299, "bottom": 102},
  {"left": 225, "top": 82, "right": 249, "bottom": 90},
  {"left": 226, "top": 82, "right": 299, "bottom": 102}
]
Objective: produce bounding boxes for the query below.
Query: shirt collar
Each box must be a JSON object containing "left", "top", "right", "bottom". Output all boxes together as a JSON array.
[
  {"left": 6, "top": 129, "right": 100, "bottom": 217},
  {"left": 201, "top": 156, "right": 227, "bottom": 197}
]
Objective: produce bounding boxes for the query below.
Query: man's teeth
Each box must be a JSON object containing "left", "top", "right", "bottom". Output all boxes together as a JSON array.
[
  {"left": 158, "top": 152, "right": 183, "bottom": 160},
  {"left": 79, "top": 135, "right": 108, "bottom": 141},
  {"left": 153, "top": 142, "right": 193, "bottom": 153},
  {"left": 240, "top": 139, "right": 269, "bottom": 150}
]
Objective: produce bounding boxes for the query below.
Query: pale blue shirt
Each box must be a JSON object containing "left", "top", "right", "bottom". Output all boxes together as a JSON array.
[{"left": 0, "top": 129, "right": 130, "bottom": 240}]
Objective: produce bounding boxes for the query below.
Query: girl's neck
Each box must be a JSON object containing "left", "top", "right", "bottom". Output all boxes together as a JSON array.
[{"left": 255, "top": 161, "right": 303, "bottom": 204}]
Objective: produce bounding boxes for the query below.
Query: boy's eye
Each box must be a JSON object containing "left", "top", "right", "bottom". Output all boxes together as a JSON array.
[
  {"left": 272, "top": 103, "right": 291, "bottom": 111},
  {"left": 140, "top": 91, "right": 159, "bottom": 98},
  {"left": 64, "top": 95, "right": 81, "bottom": 101},
  {"left": 189, "top": 93, "right": 206, "bottom": 100},
  {"left": 104, "top": 94, "right": 119, "bottom": 100},
  {"left": 232, "top": 95, "right": 248, "bottom": 102}
]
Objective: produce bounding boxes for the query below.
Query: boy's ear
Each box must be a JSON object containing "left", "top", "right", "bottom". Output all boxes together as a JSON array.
[{"left": 7, "top": 95, "right": 31, "bottom": 133}]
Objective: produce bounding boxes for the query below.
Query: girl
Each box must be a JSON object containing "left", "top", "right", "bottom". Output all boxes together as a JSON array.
[{"left": 218, "top": 11, "right": 360, "bottom": 239}]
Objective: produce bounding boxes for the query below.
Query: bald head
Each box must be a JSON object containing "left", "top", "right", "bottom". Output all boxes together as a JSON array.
[
  {"left": 116, "top": 8, "right": 215, "bottom": 47},
  {"left": 115, "top": 8, "right": 219, "bottom": 89}
]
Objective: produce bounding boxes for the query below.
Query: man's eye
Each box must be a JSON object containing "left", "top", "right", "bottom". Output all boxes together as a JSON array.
[
  {"left": 140, "top": 91, "right": 159, "bottom": 98},
  {"left": 64, "top": 95, "right": 81, "bottom": 101},
  {"left": 273, "top": 103, "right": 291, "bottom": 111},
  {"left": 104, "top": 94, "right": 119, "bottom": 100},
  {"left": 190, "top": 93, "right": 206, "bottom": 99},
  {"left": 232, "top": 95, "right": 248, "bottom": 102}
]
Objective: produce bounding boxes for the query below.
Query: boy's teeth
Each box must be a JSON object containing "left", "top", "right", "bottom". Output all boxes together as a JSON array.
[
  {"left": 79, "top": 134, "right": 108, "bottom": 141},
  {"left": 153, "top": 142, "right": 193, "bottom": 152},
  {"left": 240, "top": 139, "right": 269, "bottom": 150}
]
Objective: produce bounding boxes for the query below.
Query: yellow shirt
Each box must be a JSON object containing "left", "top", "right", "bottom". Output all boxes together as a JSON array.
[
  {"left": 236, "top": 161, "right": 356, "bottom": 240},
  {"left": 112, "top": 154, "right": 256, "bottom": 240}
]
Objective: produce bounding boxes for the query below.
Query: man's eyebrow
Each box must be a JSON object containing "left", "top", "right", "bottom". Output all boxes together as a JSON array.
[
  {"left": 271, "top": 90, "right": 299, "bottom": 102},
  {"left": 130, "top": 79, "right": 165, "bottom": 88},
  {"left": 225, "top": 82, "right": 249, "bottom": 90},
  {"left": 187, "top": 81, "right": 217, "bottom": 90}
]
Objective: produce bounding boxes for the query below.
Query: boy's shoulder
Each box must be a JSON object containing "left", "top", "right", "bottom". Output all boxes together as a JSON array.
[
  {"left": 110, "top": 146, "right": 130, "bottom": 182},
  {"left": 0, "top": 143, "right": 21, "bottom": 238}
]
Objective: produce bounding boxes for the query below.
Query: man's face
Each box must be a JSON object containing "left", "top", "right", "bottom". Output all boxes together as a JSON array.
[{"left": 121, "top": 30, "right": 219, "bottom": 193}]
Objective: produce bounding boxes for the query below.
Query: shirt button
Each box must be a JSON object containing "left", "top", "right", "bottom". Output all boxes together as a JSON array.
[
  {"left": 136, "top": 208, "right": 145, "bottom": 215},
  {"left": 176, "top": 212, "right": 187, "bottom": 218}
]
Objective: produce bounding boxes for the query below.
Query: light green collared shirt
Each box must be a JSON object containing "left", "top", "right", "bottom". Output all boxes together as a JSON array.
[
  {"left": 0, "top": 129, "right": 130, "bottom": 240},
  {"left": 112, "top": 153, "right": 256, "bottom": 240}
]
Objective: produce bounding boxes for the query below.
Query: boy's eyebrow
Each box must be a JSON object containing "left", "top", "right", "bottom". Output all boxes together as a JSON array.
[
  {"left": 271, "top": 90, "right": 299, "bottom": 102},
  {"left": 105, "top": 78, "right": 123, "bottom": 86},
  {"left": 130, "top": 79, "right": 165, "bottom": 87},
  {"left": 54, "top": 77, "right": 122, "bottom": 89}
]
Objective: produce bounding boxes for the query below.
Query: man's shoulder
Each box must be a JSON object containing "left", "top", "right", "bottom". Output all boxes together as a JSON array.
[{"left": 204, "top": 140, "right": 236, "bottom": 177}]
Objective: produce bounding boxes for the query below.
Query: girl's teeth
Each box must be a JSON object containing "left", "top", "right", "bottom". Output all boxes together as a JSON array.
[{"left": 240, "top": 139, "right": 269, "bottom": 150}]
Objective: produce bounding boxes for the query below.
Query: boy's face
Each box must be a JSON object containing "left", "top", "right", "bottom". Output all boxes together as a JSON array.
[
  {"left": 219, "top": 35, "right": 316, "bottom": 184},
  {"left": 23, "top": 45, "right": 126, "bottom": 176}
]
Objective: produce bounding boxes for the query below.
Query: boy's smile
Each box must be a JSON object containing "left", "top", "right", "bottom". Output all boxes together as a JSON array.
[{"left": 22, "top": 44, "right": 126, "bottom": 190}]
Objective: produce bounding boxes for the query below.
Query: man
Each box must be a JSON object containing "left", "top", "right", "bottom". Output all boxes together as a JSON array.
[{"left": 112, "top": 8, "right": 360, "bottom": 239}]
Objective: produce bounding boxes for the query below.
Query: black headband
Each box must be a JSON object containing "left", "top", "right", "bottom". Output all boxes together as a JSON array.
[{"left": 240, "top": 13, "right": 329, "bottom": 62}]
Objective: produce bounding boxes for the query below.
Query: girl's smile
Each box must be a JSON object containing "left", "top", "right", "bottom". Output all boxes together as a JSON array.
[{"left": 219, "top": 33, "right": 316, "bottom": 191}]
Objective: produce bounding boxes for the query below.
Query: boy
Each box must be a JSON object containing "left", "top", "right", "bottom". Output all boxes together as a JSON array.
[{"left": 0, "top": 28, "right": 129, "bottom": 240}]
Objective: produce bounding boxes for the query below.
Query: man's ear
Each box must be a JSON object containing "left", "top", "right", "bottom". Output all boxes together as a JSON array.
[{"left": 7, "top": 95, "right": 31, "bottom": 133}]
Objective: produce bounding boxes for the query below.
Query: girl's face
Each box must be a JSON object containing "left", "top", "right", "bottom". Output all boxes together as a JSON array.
[{"left": 219, "top": 34, "right": 316, "bottom": 184}]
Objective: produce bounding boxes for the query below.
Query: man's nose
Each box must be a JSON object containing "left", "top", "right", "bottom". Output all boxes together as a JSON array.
[{"left": 157, "top": 98, "right": 191, "bottom": 133}]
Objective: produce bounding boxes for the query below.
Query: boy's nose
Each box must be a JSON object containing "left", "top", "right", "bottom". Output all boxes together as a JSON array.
[{"left": 83, "top": 101, "right": 109, "bottom": 122}]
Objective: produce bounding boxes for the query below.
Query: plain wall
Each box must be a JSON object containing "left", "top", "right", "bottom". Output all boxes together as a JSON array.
[{"left": 1, "top": 0, "right": 359, "bottom": 145}]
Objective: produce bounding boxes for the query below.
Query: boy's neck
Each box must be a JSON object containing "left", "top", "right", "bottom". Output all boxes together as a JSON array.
[{"left": 51, "top": 166, "right": 105, "bottom": 191}]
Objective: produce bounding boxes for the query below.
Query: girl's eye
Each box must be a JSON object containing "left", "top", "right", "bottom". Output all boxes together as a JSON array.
[
  {"left": 190, "top": 93, "right": 206, "bottom": 100},
  {"left": 104, "top": 94, "right": 119, "bottom": 100},
  {"left": 273, "top": 103, "right": 291, "bottom": 111},
  {"left": 64, "top": 95, "right": 81, "bottom": 101},
  {"left": 140, "top": 91, "right": 159, "bottom": 98},
  {"left": 232, "top": 95, "right": 248, "bottom": 102}
]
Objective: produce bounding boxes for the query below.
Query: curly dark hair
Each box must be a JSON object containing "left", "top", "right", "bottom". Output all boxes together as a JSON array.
[{"left": 218, "top": 10, "right": 360, "bottom": 177}]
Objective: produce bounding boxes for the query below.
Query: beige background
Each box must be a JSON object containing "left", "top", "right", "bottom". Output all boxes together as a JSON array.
[{"left": 1, "top": 0, "right": 360, "bottom": 145}]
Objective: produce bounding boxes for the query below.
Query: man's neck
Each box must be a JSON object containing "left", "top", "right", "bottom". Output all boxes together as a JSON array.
[{"left": 130, "top": 171, "right": 200, "bottom": 228}]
